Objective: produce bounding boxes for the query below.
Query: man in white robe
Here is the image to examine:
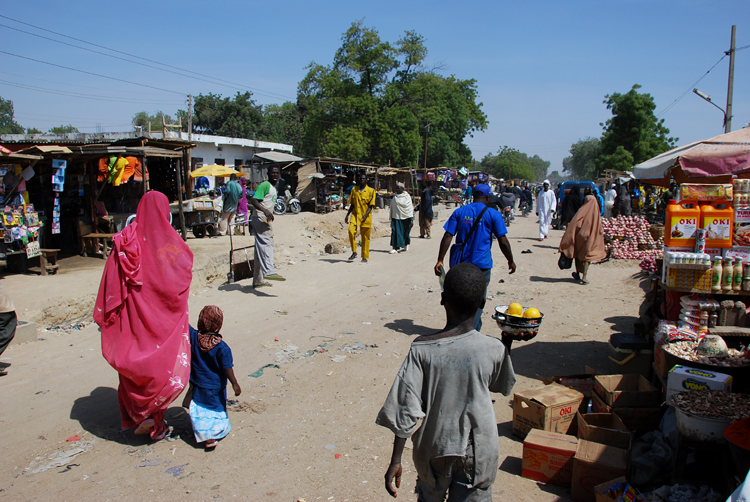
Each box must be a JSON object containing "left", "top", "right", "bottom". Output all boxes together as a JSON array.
[{"left": 536, "top": 179, "right": 556, "bottom": 240}]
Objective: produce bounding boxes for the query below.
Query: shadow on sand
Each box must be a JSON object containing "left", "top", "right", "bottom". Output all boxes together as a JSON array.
[
  {"left": 383, "top": 319, "right": 437, "bottom": 337},
  {"left": 506, "top": 339, "right": 610, "bottom": 379},
  {"left": 218, "top": 282, "right": 277, "bottom": 297}
]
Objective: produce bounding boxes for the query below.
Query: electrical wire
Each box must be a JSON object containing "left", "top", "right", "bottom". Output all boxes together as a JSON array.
[
  {"left": 0, "top": 79, "right": 184, "bottom": 104},
  {"left": 657, "top": 55, "right": 727, "bottom": 118},
  {"left": 0, "top": 14, "right": 296, "bottom": 102},
  {"left": 0, "top": 50, "right": 186, "bottom": 96},
  {"left": 0, "top": 70, "right": 182, "bottom": 96}
]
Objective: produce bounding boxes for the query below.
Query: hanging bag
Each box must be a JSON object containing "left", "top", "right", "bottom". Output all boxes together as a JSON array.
[
  {"left": 450, "top": 205, "right": 490, "bottom": 266},
  {"left": 558, "top": 252, "right": 573, "bottom": 270}
]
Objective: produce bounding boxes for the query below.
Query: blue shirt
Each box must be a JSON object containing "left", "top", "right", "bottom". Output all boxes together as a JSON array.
[
  {"left": 189, "top": 326, "right": 234, "bottom": 411},
  {"left": 444, "top": 202, "right": 507, "bottom": 269}
]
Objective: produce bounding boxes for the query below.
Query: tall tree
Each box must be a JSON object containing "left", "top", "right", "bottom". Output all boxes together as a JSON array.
[
  {"left": 192, "top": 92, "right": 263, "bottom": 139},
  {"left": 132, "top": 110, "right": 175, "bottom": 131},
  {"left": 596, "top": 84, "right": 677, "bottom": 172},
  {"left": 48, "top": 124, "right": 79, "bottom": 134},
  {"left": 0, "top": 96, "right": 24, "bottom": 134},
  {"left": 480, "top": 146, "right": 549, "bottom": 182},
  {"left": 258, "top": 102, "right": 304, "bottom": 152},
  {"left": 563, "top": 137, "right": 601, "bottom": 180},
  {"left": 298, "top": 21, "right": 487, "bottom": 166}
]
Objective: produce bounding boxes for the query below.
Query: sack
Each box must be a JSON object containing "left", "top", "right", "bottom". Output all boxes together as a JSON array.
[{"left": 558, "top": 253, "right": 573, "bottom": 270}]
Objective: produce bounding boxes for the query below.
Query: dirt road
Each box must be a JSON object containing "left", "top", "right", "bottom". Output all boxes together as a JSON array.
[{"left": 0, "top": 204, "right": 644, "bottom": 501}]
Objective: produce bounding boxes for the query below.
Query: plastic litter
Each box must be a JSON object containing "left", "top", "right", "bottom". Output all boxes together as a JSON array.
[
  {"left": 249, "top": 364, "right": 280, "bottom": 378},
  {"left": 331, "top": 355, "right": 346, "bottom": 363},
  {"left": 66, "top": 435, "right": 81, "bottom": 442}
]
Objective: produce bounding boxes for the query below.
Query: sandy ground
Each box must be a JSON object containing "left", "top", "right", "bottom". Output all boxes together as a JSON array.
[{"left": 0, "top": 204, "right": 645, "bottom": 501}]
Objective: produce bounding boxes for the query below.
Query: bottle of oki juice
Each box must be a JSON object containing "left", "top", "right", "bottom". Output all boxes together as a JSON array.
[
  {"left": 665, "top": 199, "right": 701, "bottom": 248},
  {"left": 712, "top": 257, "right": 723, "bottom": 291}
]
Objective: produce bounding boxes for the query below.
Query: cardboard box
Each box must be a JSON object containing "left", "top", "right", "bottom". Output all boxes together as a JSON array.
[
  {"left": 576, "top": 412, "right": 632, "bottom": 450},
  {"left": 521, "top": 429, "right": 579, "bottom": 486},
  {"left": 538, "top": 367, "right": 598, "bottom": 397},
  {"left": 594, "top": 374, "right": 660, "bottom": 408},
  {"left": 590, "top": 392, "right": 663, "bottom": 434},
  {"left": 666, "top": 365, "right": 732, "bottom": 402},
  {"left": 512, "top": 382, "right": 585, "bottom": 438},
  {"left": 571, "top": 440, "right": 628, "bottom": 502},
  {"left": 594, "top": 476, "right": 628, "bottom": 502}
]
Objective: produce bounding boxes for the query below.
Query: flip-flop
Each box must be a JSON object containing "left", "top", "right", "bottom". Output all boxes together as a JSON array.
[
  {"left": 205, "top": 439, "right": 217, "bottom": 449},
  {"left": 348, "top": 252, "right": 357, "bottom": 260},
  {"left": 0, "top": 369, "right": 7, "bottom": 377},
  {"left": 581, "top": 279, "right": 590, "bottom": 285},
  {"left": 253, "top": 282, "right": 272, "bottom": 288},
  {"left": 265, "top": 274, "right": 286, "bottom": 281},
  {"left": 134, "top": 419, "right": 155, "bottom": 435}
]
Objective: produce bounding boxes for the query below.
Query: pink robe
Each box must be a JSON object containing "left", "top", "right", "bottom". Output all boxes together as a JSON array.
[{"left": 94, "top": 191, "right": 193, "bottom": 439}]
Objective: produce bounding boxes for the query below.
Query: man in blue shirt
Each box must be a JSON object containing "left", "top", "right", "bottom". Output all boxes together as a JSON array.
[{"left": 435, "top": 184, "right": 516, "bottom": 331}]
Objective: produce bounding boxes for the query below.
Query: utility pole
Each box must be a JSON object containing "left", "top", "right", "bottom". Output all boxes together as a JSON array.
[
  {"left": 423, "top": 121, "right": 430, "bottom": 171},
  {"left": 725, "top": 25, "right": 736, "bottom": 133},
  {"left": 188, "top": 94, "right": 193, "bottom": 142},
  {"left": 187, "top": 94, "right": 193, "bottom": 196}
]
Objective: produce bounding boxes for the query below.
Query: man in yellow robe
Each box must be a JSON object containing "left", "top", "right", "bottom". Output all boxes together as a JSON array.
[{"left": 345, "top": 172, "right": 376, "bottom": 263}]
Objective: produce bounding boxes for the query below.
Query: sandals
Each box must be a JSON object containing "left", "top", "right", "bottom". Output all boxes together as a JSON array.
[
  {"left": 348, "top": 252, "right": 357, "bottom": 260},
  {"left": 134, "top": 419, "right": 155, "bottom": 435},
  {"left": 205, "top": 439, "right": 217, "bottom": 450},
  {"left": 253, "top": 282, "right": 272, "bottom": 288},
  {"left": 572, "top": 272, "right": 581, "bottom": 282},
  {"left": 265, "top": 274, "right": 286, "bottom": 281}
]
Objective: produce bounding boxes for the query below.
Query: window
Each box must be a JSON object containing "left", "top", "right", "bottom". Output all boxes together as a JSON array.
[
  {"left": 192, "top": 157, "right": 203, "bottom": 169},
  {"left": 235, "top": 159, "right": 244, "bottom": 169},
  {"left": 214, "top": 159, "right": 225, "bottom": 165}
]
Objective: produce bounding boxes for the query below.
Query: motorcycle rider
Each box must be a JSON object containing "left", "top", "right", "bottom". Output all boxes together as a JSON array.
[
  {"left": 499, "top": 186, "right": 516, "bottom": 221},
  {"left": 520, "top": 185, "right": 533, "bottom": 215}
]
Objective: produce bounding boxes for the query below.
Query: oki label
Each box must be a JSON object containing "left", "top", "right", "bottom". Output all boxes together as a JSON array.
[
  {"left": 670, "top": 217, "right": 697, "bottom": 239},
  {"left": 705, "top": 217, "right": 731, "bottom": 240}
]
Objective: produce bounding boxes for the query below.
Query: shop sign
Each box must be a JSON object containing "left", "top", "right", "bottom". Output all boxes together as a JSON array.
[{"left": 26, "top": 241, "right": 41, "bottom": 259}]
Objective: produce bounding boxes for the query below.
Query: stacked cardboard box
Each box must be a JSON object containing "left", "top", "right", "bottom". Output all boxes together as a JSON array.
[
  {"left": 521, "top": 430, "right": 579, "bottom": 486},
  {"left": 512, "top": 382, "right": 585, "bottom": 438},
  {"left": 590, "top": 374, "right": 663, "bottom": 434}
]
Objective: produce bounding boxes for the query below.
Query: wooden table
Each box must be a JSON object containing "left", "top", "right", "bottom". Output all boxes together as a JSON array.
[
  {"left": 81, "top": 233, "right": 116, "bottom": 258},
  {"left": 39, "top": 248, "right": 60, "bottom": 276}
]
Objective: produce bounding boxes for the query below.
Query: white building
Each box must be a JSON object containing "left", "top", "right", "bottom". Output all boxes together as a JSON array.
[{"left": 176, "top": 132, "right": 295, "bottom": 171}]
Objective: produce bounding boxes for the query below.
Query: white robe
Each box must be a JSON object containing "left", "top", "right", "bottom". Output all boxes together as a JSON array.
[{"left": 537, "top": 189, "right": 557, "bottom": 238}]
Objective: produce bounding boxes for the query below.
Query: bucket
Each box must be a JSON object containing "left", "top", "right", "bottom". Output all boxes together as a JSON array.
[
  {"left": 665, "top": 199, "right": 701, "bottom": 248},
  {"left": 701, "top": 201, "right": 734, "bottom": 248},
  {"left": 607, "top": 333, "right": 653, "bottom": 379}
]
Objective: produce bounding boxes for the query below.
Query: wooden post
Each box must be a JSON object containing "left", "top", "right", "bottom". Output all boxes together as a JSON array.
[
  {"left": 176, "top": 153, "right": 188, "bottom": 241},
  {"left": 89, "top": 159, "right": 97, "bottom": 230}
]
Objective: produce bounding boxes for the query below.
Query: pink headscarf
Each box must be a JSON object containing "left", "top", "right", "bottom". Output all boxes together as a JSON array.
[{"left": 94, "top": 191, "right": 193, "bottom": 438}]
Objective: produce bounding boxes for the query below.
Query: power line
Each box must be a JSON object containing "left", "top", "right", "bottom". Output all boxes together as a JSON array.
[
  {"left": 0, "top": 50, "right": 185, "bottom": 95},
  {"left": 657, "top": 55, "right": 727, "bottom": 118},
  {"left": 0, "top": 14, "right": 296, "bottom": 102},
  {"left": 0, "top": 79, "right": 184, "bottom": 104},
  {"left": 0, "top": 70, "right": 181, "bottom": 96}
]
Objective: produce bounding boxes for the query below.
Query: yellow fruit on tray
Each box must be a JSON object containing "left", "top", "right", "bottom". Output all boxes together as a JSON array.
[
  {"left": 523, "top": 308, "right": 541, "bottom": 318},
  {"left": 506, "top": 303, "right": 523, "bottom": 316}
]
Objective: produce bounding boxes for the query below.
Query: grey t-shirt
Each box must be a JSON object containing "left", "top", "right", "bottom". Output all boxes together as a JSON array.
[{"left": 376, "top": 330, "right": 516, "bottom": 489}]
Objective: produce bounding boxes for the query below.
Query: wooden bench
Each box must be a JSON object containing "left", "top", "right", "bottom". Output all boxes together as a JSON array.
[
  {"left": 81, "top": 233, "right": 115, "bottom": 258},
  {"left": 39, "top": 248, "right": 60, "bottom": 276}
]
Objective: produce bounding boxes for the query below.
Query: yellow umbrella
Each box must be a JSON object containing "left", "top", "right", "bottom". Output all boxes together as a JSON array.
[{"left": 190, "top": 164, "right": 246, "bottom": 178}]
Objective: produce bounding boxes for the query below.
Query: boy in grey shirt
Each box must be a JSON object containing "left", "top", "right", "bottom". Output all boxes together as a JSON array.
[{"left": 376, "top": 263, "right": 516, "bottom": 501}]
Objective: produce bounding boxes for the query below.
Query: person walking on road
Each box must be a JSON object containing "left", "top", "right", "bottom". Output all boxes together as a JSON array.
[
  {"left": 250, "top": 166, "right": 286, "bottom": 288},
  {"left": 418, "top": 182, "right": 433, "bottom": 239},
  {"left": 537, "top": 180, "right": 557, "bottom": 241},
  {"left": 434, "top": 183, "right": 516, "bottom": 331},
  {"left": 389, "top": 182, "right": 414, "bottom": 253},
  {"left": 218, "top": 173, "right": 242, "bottom": 236},
  {"left": 345, "top": 172, "right": 376, "bottom": 263},
  {"left": 604, "top": 183, "right": 617, "bottom": 218},
  {"left": 559, "top": 194, "right": 607, "bottom": 285}
]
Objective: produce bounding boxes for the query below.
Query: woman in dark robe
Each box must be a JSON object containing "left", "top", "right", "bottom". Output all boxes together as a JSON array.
[{"left": 560, "top": 186, "right": 582, "bottom": 227}]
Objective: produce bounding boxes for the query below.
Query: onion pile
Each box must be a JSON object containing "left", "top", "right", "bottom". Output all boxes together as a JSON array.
[
  {"left": 640, "top": 256, "right": 658, "bottom": 273},
  {"left": 603, "top": 216, "right": 664, "bottom": 260}
]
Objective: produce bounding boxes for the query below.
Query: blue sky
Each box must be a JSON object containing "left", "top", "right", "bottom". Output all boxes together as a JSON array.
[{"left": 0, "top": 0, "right": 747, "bottom": 174}]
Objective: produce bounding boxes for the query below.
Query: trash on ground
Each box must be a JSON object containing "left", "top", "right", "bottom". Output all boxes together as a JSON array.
[
  {"left": 249, "top": 364, "right": 280, "bottom": 378},
  {"left": 27, "top": 440, "right": 95, "bottom": 474}
]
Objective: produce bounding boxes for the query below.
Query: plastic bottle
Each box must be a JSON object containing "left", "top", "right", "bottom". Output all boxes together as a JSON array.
[
  {"left": 734, "top": 259, "right": 744, "bottom": 291},
  {"left": 712, "top": 257, "right": 723, "bottom": 291},
  {"left": 665, "top": 199, "right": 701, "bottom": 248},
  {"left": 701, "top": 201, "right": 734, "bottom": 249},
  {"left": 723, "top": 257, "right": 734, "bottom": 291},
  {"left": 744, "top": 262, "right": 750, "bottom": 292}
]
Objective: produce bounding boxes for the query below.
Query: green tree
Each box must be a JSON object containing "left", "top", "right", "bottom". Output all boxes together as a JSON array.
[
  {"left": 0, "top": 96, "right": 24, "bottom": 134},
  {"left": 26, "top": 127, "right": 42, "bottom": 134},
  {"left": 298, "top": 21, "right": 487, "bottom": 166},
  {"left": 480, "top": 146, "right": 549, "bottom": 182},
  {"left": 132, "top": 110, "right": 175, "bottom": 131},
  {"left": 596, "top": 84, "right": 677, "bottom": 172},
  {"left": 192, "top": 92, "right": 263, "bottom": 139},
  {"left": 563, "top": 137, "right": 601, "bottom": 180},
  {"left": 48, "top": 124, "right": 79, "bottom": 134},
  {"left": 258, "top": 102, "right": 304, "bottom": 151}
]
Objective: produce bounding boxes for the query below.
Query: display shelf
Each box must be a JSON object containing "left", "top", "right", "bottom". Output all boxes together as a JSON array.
[{"left": 658, "top": 280, "right": 750, "bottom": 295}]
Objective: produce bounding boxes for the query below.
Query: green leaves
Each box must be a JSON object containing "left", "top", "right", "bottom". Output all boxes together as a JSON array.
[
  {"left": 0, "top": 96, "right": 24, "bottom": 134},
  {"left": 596, "top": 84, "right": 677, "bottom": 173},
  {"left": 481, "top": 146, "right": 550, "bottom": 182},
  {"left": 563, "top": 137, "right": 601, "bottom": 180}
]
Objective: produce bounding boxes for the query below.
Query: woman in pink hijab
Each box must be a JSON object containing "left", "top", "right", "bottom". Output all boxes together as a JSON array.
[{"left": 94, "top": 191, "right": 193, "bottom": 440}]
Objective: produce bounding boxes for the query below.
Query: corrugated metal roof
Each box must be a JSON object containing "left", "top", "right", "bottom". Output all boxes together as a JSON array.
[{"left": 254, "top": 151, "right": 303, "bottom": 163}]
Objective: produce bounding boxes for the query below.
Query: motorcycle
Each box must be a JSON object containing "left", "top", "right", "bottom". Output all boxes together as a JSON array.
[
  {"left": 502, "top": 206, "right": 512, "bottom": 226},
  {"left": 274, "top": 189, "right": 301, "bottom": 215},
  {"left": 519, "top": 200, "right": 531, "bottom": 217}
]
